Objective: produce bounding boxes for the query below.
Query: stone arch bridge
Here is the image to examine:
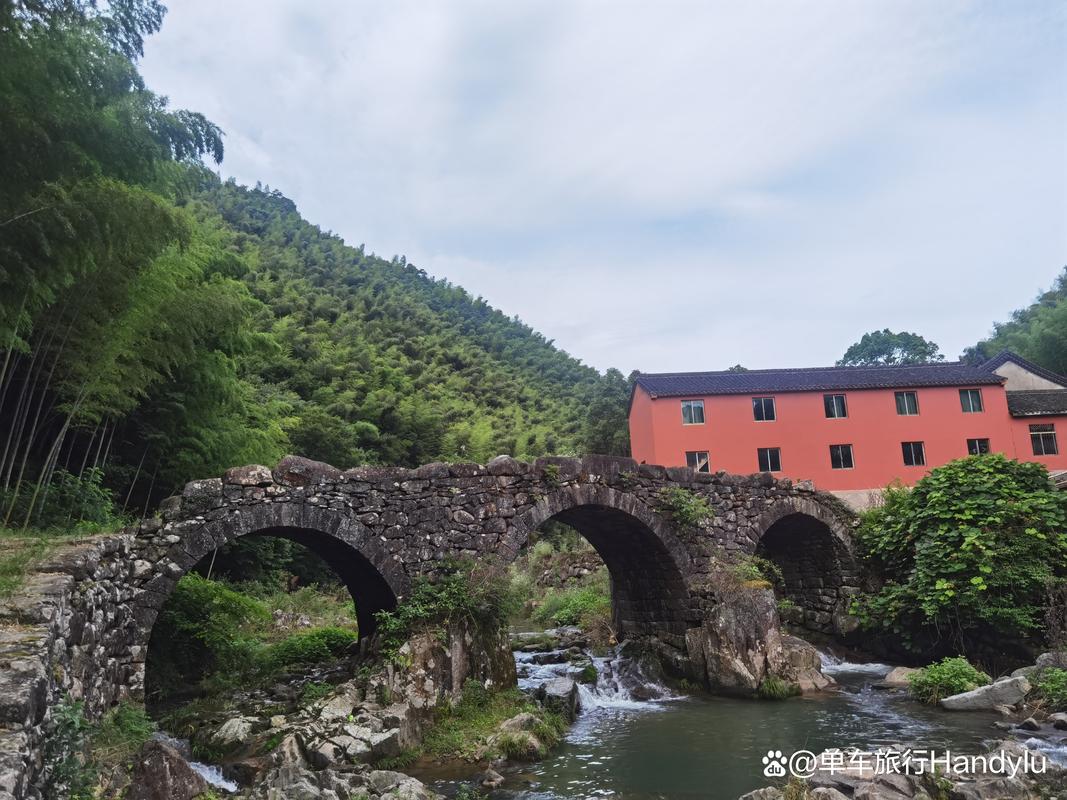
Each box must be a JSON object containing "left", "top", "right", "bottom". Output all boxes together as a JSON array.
[{"left": 0, "top": 454, "right": 858, "bottom": 798}]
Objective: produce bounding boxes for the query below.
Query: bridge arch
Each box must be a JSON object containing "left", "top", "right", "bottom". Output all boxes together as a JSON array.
[
  {"left": 133, "top": 502, "right": 404, "bottom": 659},
  {"left": 750, "top": 498, "right": 858, "bottom": 635},
  {"left": 507, "top": 484, "right": 695, "bottom": 640}
]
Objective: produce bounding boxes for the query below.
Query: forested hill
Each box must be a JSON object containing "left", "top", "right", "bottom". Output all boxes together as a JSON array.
[
  {"left": 189, "top": 177, "right": 606, "bottom": 468},
  {"left": 964, "top": 267, "right": 1067, "bottom": 375},
  {"left": 0, "top": 0, "right": 631, "bottom": 531}
]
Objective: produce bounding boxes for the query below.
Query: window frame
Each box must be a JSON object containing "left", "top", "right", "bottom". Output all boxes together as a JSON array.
[
  {"left": 829, "top": 443, "right": 854, "bottom": 470},
  {"left": 901, "top": 440, "right": 926, "bottom": 466},
  {"left": 823, "top": 393, "right": 848, "bottom": 419},
  {"left": 894, "top": 390, "right": 919, "bottom": 416},
  {"left": 681, "top": 399, "right": 705, "bottom": 426},
  {"left": 959, "top": 388, "right": 984, "bottom": 413},
  {"left": 685, "top": 450, "right": 711, "bottom": 473},
  {"left": 757, "top": 447, "right": 782, "bottom": 473},
  {"left": 966, "top": 438, "right": 990, "bottom": 456},
  {"left": 1031, "top": 424, "right": 1059, "bottom": 456},
  {"left": 752, "top": 396, "right": 776, "bottom": 422}
]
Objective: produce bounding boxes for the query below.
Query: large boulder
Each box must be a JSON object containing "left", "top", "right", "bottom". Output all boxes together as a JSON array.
[
  {"left": 940, "top": 676, "right": 1031, "bottom": 711},
  {"left": 874, "top": 666, "right": 918, "bottom": 689},
  {"left": 778, "top": 635, "right": 835, "bottom": 692},
  {"left": 685, "top": 589, "right": 831, "bottom": 695},
  {"left": 535, "top": 677, "right": 581, "bottom": 722},
  {"left": 125, "top": 740, "right": 210, "bottom": 800},
  {"left": 1036, "top": 651, "right": 1067, "bottom": 670}
]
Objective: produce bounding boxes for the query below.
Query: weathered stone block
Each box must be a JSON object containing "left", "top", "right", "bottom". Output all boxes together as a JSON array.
[
  {"left": 224, "top": 464, "right": 273, "bottom": 487},
  {"left": 273, "top": 455, "right": 342, "bottom": 486}
]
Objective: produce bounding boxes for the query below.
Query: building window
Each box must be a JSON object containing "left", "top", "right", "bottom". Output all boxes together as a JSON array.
[
  {"left": 967, "top": 438, "right": 990, "bottom": 455},
  {"left": 960, "top": 389, "right": 984, "bottom": 413},
  {"left": 681, "top": 399, "right": 705, "bottom": 425},
  {"left": 757, "top": 447, "right": 782, "bottom": 472},
  {"left": 824, "top": 393, "right": 847, "bottom": 419},
  {"left": 902, "top": 441, "right": 926, "bottom": 466},
  {"left": 686, "top": 451, "right": 710, "bottom": 473},
  {"left": 752, "top": 397, "right": 776, "bottom": 421},
  {"left": 894, "top": 391, "right": 919, "bottom": 416},
  {"left": 829, "top": 444, "right": 854, "bottom": 469},
  {"left": 1031, "top": 424, "right": 1059, "bottom": 456}
]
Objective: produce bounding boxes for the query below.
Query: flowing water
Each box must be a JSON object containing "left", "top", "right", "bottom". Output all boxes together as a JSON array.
[
  {"left": 421, "top": 649, "right": 1027, "bottom": 800},
  {"left": 151, "top": 732, "right": 240, "bottom": 794}
]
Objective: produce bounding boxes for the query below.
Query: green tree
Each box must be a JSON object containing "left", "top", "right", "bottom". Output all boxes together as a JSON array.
[
  {"left": 854, "top": 454, "right": 1067, "bottom": 651},
  {"left": 579, "top": 368, "right": 632, "bottom": 456},
  {"left": 964, "top": 267, "right": 1067, "bottom": 375},
  {"left": 837, "top": 329, "right": 943, "bottom": 366}
]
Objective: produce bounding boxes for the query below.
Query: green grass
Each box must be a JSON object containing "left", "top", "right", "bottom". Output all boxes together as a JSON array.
[
  {"left": 90, "top": 703, "right": 156, "bottom": 767},
  {"left": 422, "top": 681, "right": 566, "bottom": 762},
  {"left": 533, "top": 576, "right": 610, "bottom": 627},
  {"left": 756, "top": 676, "right": 801, "bottom": 700},
  {"left": 0, "top": 527, "right": 89, "bottom": 598}
]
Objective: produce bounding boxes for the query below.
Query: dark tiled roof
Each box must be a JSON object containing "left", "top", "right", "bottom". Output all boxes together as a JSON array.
[
  {"left": 1006, "top": 390, "right": 1067, "bottom": 417},
  {"left": 982, "top": 350, "right": 1067, "bottom": 388},
  {"left": 634, "top": 362, "right": 1004, "bottom": 398}
]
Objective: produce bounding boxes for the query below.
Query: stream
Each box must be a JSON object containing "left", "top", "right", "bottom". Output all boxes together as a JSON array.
[{"left": 416, "top": 648, "right": 1048, "bottom": 800}]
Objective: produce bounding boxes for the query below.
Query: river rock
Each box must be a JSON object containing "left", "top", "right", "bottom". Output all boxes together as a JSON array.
[
  {"left": 125, "top": 740, "right": 210, "bottom": 800},
  {"left": 486, "top": 712, "right": 547, "bottom": 761},
  {"left": 1036, "top": 651, "right": 1067, "bottom": 670},
  {"left": 940, "top": 676, "right": 1030, "bottom": 711},
  {"left": 739, "top": 789, "right": 786, "bottom": 800},
  {"left": 874, "top": 666, "right": 917, "bottom": 689},
  {"left": 536, "top": 677, "right": 581, "bottom": 722},
  {"left": 213, "top": 715, "right": 257, "bottom": 747},
  {"left": 1017, "top": 716, "right": 1042, "bottom": 731},
  {"left": 779, "top": 635, "right": 834, "bottom": 692},
  {"left": 811, "top": 789, "right": 850, "bottom": 800},
  {"left": 685, "top": 589, "right": 831, "bottom": 695},
  {"left": 1050, "top": 712, "right": 1067, "bottom": 730},
  {"left": 480, "top": 767, "right": 505, "bottom": 788}
]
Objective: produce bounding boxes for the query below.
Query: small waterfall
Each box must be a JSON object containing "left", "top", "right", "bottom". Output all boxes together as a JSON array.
[
  {"left": 152, "top": 732, "right": 239, "bottom": 793},
  {"left": 1021, "top": 737, "right": 1067, "bottom": 767},
  {"left": 515, "top": 644, "right": 679, "bottom": 714},
  {"left": 817, "top": 648, "right": 891, "bottom": 678}
]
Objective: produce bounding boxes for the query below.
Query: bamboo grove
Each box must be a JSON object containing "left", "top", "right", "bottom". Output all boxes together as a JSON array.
[{"left": 0, "top": 0, "right": 634, "bottom": 530}]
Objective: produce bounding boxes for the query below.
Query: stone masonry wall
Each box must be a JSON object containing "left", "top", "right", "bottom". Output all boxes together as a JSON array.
[{"left": 0, "top": 453, "right": 857, "bottom": 799}]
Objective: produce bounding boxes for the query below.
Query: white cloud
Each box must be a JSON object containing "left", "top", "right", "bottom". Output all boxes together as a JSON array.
[{"left": 141, "top": 0, "right": 1067, "bottom": 372}]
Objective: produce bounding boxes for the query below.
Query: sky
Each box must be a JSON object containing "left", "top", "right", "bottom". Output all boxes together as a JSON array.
[{"left": 140, "top": 1, "right": 1067, "bottom": 374}]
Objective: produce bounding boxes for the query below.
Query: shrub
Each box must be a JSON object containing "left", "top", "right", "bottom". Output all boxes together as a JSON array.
[
  {"left": 266, "top": 626, "right": 356, "bottom": 668},
  {"left": 733, "top": 555, "right": 782, "bottom": 586},
  {"left": 91, "top": 703, "right": 155, "bottom": 766},
  {"left": 1034, "top": 667, "right": 1067, "bottom": 711},
  {"left": 300, "top": 681, "right": 334, "bottom": 701},
  {"left": 908, "top": 657, "right": 990, "bottom": 704},
  {"left": 659, "top": 487, "right": 714, "bottom": 528},
  {"left": 756, "top": 676, "right": 801, "bottom": 700},
  {"left": 853, "top": 455, "right": 1067, "bottom": 650},
  {"left": 374, "top": 561, "right": 518, "bottom": 663},
  {"left": 533, "top": 584, "right": 610, "bottom": 627},
  {"left": 41, "top": 697, "right": 95, "bottom": 800},
  {"left": 146, "top": 573, "right": 269, "bottom": 695}
]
